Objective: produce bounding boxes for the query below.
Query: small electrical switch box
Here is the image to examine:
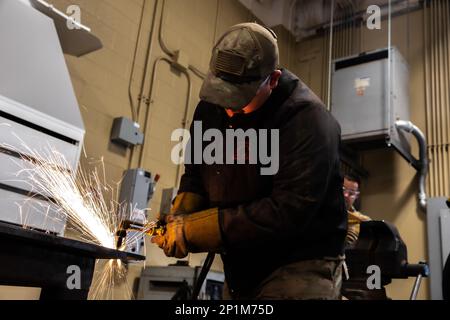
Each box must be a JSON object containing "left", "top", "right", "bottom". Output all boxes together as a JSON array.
[{"left": 111, "top": 117, "right": 144, "bottom": 148}]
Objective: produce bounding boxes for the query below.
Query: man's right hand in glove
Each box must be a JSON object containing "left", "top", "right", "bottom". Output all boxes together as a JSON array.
[{"left": 151, "top": 208, "right": 222, "bottom": 259}]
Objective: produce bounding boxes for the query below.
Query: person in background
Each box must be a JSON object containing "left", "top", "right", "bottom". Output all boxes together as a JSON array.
[{"left": 343, "top": 173, "right": 371, "bottom": 247}]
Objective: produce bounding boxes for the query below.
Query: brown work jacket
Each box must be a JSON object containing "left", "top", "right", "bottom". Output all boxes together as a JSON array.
[{"left": 179, "top": 69, "right": 347, "bottom": 294}]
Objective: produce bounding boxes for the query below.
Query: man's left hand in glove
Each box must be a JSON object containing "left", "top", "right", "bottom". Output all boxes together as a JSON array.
[{"left": 151, "top": 208, "right": 222, "bottom": 259}]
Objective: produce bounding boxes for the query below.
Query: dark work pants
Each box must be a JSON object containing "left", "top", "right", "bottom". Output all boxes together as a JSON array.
[{"left": 224, "top": 257, "right": 344, "bottom": 300}]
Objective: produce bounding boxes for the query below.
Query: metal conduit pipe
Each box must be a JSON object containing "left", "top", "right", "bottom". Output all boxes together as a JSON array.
[
  {"left": 134, "top": 0, "right": 193, "bottom": 179},
  {"left": 175, "top": 70, "right": 192, "bottom": 187},
  {"left": 159, "top": 0, "right": 206, "bottom": 79},
  {"left": 396, "top": 120, "right": 429, "bottom": 211},
  {"left": 158, "top": 0, "right": 175, "bottom": 58},
  {"left": 138, "top": 56, "right": 192, "bottom": 189},
  {"left": 138, "top": 56, "right": 172, "bottom": 168},
  {"left": 127, "top": 0, "right": 160, "bottom": 169},
  {"left": 127, "top": 0, "right": 146, "bottom": 123},
  {"left": 135, "top": 0, "right": 160, "bottom": 119}
]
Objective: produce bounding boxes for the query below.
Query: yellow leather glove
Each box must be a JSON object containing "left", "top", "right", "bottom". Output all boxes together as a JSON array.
[
  {"left": 151, "top": 208, "right": 222, "bottom": 259},
  {"left": 346, "top": 210, "right": 372, "bottom": 246}
]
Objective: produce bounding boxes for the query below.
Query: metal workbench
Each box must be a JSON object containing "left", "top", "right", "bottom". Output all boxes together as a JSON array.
[{"left": 0, "top": 221, "right": 145, "bottom": 300}]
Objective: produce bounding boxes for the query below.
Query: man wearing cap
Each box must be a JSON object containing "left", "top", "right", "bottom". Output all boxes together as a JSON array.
[{"left": 152, "top": 23, "right": 347, "bottom": 300}]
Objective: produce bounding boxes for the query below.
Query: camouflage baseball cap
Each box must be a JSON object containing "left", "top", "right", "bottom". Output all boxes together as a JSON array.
[{"left": 199, "top": 23, "right": 279, "bottom": 111}]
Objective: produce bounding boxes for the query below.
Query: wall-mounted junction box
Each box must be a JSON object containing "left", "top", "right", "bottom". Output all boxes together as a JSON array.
[
  {"left": 172, "top": 50, "right": 190, "bottom": 72},
  {"left": 119, "top": 169, "right": 155, "bottom": 211},
  {"left": 111, "top": 117, "right": 144, "bottom": 148}
]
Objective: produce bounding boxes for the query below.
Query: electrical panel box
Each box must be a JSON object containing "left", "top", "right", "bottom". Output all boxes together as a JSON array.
[
  {"left": 160, "top": 188, "right": 178, "bottom": 215},
  {"left": 331, "top": 48, "right": 410, "bottom": 155},
  {"left": 111, "top": 117, "right": 144, "bottom": 148},
  {"left": 119, "top": 169, "right": 156, "bottom": 255},
  {"left": 119, "top": 169, "right": 155, "bottom": 211}
]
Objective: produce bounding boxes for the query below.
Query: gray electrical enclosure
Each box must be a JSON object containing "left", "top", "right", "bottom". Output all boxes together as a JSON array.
[
  {"left": 111, "top": 117, "right": 144, "bottom": 148},
  {"left": 160, "top": 188, "right": 178, "bottom": 215},
  {"left": 119, "top": 169, "right": 155, "bottom": 212},
  {"left": 118, "top": 169, "right": 156, "bottom": 255},
  {"left": 331, "top": 47, "right": 411, "bottom": 159}
]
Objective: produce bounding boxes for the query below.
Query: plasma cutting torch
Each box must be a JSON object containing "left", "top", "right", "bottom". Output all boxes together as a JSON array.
[
  {"left": 115, "top": 217, "right": 215, "bottom": 300},
  {"left": 115, "top": 219, "right": 166, "bottom": 249}
]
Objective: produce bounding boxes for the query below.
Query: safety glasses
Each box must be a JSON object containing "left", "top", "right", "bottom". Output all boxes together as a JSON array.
[{"left": 343, "top": 187, "right": 360, "bottom": 199}]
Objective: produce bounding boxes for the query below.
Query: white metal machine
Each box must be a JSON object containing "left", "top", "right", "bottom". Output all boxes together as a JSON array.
[
  {"left": 137, "top": 265, "right": 225, "bottom": 300},
  {"left": 0, "top": 0, "right": 101, "bottom": 235}
]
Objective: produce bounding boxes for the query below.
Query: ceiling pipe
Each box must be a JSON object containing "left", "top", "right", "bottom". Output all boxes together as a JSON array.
[{"left": 302, "top": 0, "right": 422, "bottom": 38}]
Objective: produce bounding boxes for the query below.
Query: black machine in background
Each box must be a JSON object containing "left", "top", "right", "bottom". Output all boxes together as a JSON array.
[{"left": 344, "top": 221, "right": 429, "bottom": 300}]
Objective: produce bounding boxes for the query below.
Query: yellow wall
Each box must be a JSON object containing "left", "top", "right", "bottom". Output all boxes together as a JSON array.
[{"left": 0, "top": 0, "right": 430, "bottom": 300}]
